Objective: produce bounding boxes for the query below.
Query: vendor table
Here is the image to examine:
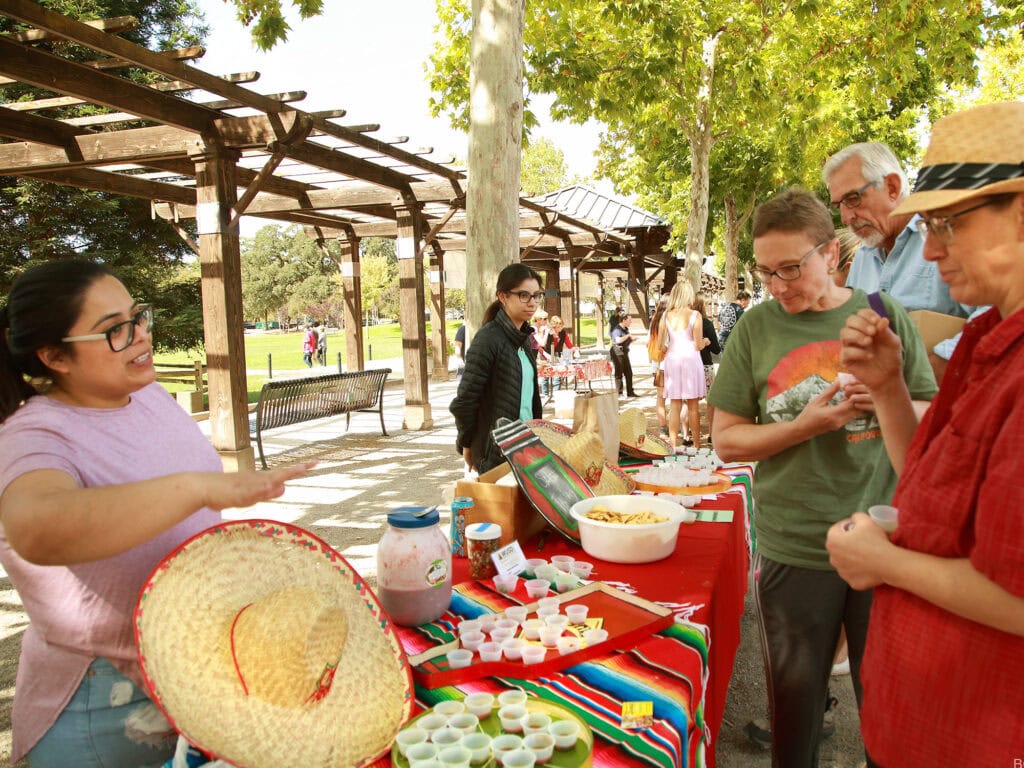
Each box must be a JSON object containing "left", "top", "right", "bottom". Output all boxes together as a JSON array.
[
  {"left": 377, "top": 466, "right": 753, "bottom": 768},
  {"left": 537, "top": 357, "right": 614, "bottom": 392}
]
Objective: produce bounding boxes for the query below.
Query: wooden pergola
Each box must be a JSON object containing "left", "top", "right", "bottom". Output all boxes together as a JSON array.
[{"left": 0, "top": 2, "right": 689, "bottom": 469}]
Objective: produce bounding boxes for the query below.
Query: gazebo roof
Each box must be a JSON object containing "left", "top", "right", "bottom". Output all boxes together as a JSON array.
[{"left": 530, "top": 185, "right": 665, "bottom": 232}]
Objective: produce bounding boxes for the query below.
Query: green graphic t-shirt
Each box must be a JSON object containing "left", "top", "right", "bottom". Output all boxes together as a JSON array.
[{"left": 709, "top": 289, "right": 937, "bottom": 569}]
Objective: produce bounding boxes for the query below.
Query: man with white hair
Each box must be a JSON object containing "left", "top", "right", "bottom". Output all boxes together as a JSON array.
[{"left": 823, "top": 142, "right": 973, "bottom": 379}]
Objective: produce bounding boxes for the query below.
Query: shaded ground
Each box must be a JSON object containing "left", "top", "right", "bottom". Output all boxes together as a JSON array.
[{"left": 0, "top": 365, "right": 865, "bottom": 766}]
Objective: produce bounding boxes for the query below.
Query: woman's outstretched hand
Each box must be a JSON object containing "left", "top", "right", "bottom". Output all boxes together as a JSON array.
[{"left": 200, "top": 461, "right": 316, "bottom": 511}]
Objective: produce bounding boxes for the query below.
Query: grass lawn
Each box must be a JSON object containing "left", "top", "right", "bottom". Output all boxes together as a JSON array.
[{"left": 154, "top": 317, "right": 602, "bottom": 403}]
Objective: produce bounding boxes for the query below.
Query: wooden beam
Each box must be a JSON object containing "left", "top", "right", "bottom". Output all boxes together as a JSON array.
[
  {"left": 0, "top": 103, "right": 88, "bottom": 146},
  {"left": 271, "top": 138, "right": 417, "bottom": 192},
  {"left": 87, "top": 45, "right": 205, "bottom": 72},
  {"left": 25, "top": 166, "right": 196, "bottom": 205},
  {"left": 0, "top": 124, "right": 197, "bottom": 173},
  {"left": 0, "top": 36, "right": 217, "bottom": 133},
  {"left": 0, "top": 15, "right": 135, "bottom": 43}
]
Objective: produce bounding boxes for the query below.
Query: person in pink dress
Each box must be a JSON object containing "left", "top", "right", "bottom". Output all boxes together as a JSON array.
[{"left": 660, "top": 281, "right": 708, "bottom": 449}]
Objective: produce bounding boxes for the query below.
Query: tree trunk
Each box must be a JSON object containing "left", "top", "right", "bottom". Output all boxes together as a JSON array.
[
  {"left": 683, "top": 33, "right": 719, "bottom": 294},
  {"left": 465, "top": 0, "right": 526, "bottom": 337},
  {"left": 724, "top": 194, "right": 739, "bottom": 302}
]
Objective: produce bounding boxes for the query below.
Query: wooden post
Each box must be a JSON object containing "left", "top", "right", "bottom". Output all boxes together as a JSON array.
[
  {"left": 190, "top": 142, "right": 254, "bottom": 471},
  {"left": 558, "top": 253, "right": 574, "bottom": 331},
  {"left": 466, "top": 0, "right": 526, "bottom": 335},
  {"left": 339, "top": 236, "right": 364, "bottom": 371},
  {"left": 429, "top": 246, "right": 449, "bottom": 381},
  {"left": 395, "top": 203, "right": 433, "bottom": 429}
]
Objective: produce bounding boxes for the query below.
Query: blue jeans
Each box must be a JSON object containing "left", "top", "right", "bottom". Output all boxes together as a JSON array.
[{"left": 29, "top": 658, "right": 176, "bottom": 768}]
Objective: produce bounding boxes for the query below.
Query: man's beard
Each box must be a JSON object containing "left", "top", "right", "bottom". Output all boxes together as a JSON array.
[{"left": 852, "top": 224, "right": 884, "bottom": 248}]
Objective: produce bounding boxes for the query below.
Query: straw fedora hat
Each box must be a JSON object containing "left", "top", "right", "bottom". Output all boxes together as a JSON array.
[
  {"left": 618, "top": 407, "right": 672, "bottom": 459},
  {"left": 528, "top": 420, "right": 635, "bottom": 495},
  {"left": 894, "top": 101, "right": 1024, "bottom": 215},
  {"left": 135, "top": 520, "right": 413, "bottom": 768}
]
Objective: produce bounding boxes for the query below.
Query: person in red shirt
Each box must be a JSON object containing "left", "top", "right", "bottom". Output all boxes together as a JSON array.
[{"left": 828, "top": 101, "right": 1024, "bottom": 767}]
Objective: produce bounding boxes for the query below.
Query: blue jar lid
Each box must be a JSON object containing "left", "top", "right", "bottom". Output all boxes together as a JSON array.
[{"left": 387, "top": 507, "right": 439, "bottom": 528}]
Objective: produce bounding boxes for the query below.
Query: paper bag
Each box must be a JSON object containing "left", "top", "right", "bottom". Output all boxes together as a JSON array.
[
  {"left": 572, "top": 391, "right": 619, "bottom": 463},
  {"left": 907, "top": 309, "right": 967, "bottom": 353}
]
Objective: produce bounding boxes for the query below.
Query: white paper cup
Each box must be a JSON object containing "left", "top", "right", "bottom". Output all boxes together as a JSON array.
[
  {"left": 438, "top": 745, "right": 473, "bottom": 768},
  {"left": 582, "top": 628, "right": 609, "bottom": 647},
  {"left": 498, "top": 704, "right": 528, "bottom": 732},
  {"left": 522, "top": 618, "right": 545, "bottom": 640},
  {"left": 548, "top": 720, "right": 579, "bottom": 750},
  {"left": 434, "top": 700, "right": 467, "bottom": 717},
  {"left": 543, "top": 614, "right": 570, "bottom": 631},
  {"left": 460, "top": 631, "right": 485, "bottom": 652},
  {"left": 868, "top": 504, "right": 899, "bottom": 533},
  {"left": 447, "top": 649, "right": 473, "bottom": 669},
  {"left": 553, "top": 572, "right": 576, "bottom": 593},
  {"left": 497, "top": 690, "right": 528, "bottom": 707},
  {"left": 522, "top": 558, "right": 546, "bottom": 578},
  {"left": 490, "top": 627, "right": 515, "bottom": 644},
  {"left": 463, "top": 692, "right": 495, "bottom": 719},
  {"left": 521, "top": 712, "right": 553, "bottom": 735},
  {"left": 494, "top": 574, "right": 518, "bottom": 593},
  {"left": 570, "top": 561, "right": 594, "bottom": 579},
  {"left": 538, "top": 626, "right": 562, "bottom": 647},
  {"left": 523, "top": 732, "right": 555, "bottom": 763},
  {"left": 537, "top": 597, "right": 560, "bottom": 610},
  {"left": 536, "top": 605, "right": 558, "bottom": 620},
  {"left": 447, "top": 712, "right": 480, "bottom": 736},
  {"left": 550, "top": 555, "right": 575, "bottom": 572},
  {"left": 396, "top": 728, "right": 428, "bottom": 756},
  {"left": 457, "top": 619, "right": 483, "bottom": 637},
  {"left": 564, "top": 605, "right": 589, "bottom": 624},
  {"left": 417, "top": 713, "right": 449, "bottom": 735},
  {"left": 431, "top": 727, "right": 465, "bottom": 748},
  {"left": 534, "top": 564, "right": 559, "bottom": 582},
  {"left": 491, "top": 734, "right": 523, "bottom": 758},
  {"left": 495, "top": 618, "right": 520, "bottom": 633},
  {"left": 524, "top": 579, "right": 551, "bottom": 598}
]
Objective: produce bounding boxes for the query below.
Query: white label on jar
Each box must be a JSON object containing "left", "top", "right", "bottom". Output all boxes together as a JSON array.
[{"left": 425, "top": 558, "right": 449, "bottom": 588}]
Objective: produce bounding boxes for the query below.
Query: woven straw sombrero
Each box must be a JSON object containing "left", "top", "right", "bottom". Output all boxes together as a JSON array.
[
  {"left": 894, "top": 101, "right": 1024, "bottom": 215},
  {"left": 134, "top": 520, "right": 413, "bottom": 768},
  {"left": 618, "top": 408, "right": 672, "bottom": 460},
  {"left": 527, "top": 420, "right": 635, "bottom": 496}
]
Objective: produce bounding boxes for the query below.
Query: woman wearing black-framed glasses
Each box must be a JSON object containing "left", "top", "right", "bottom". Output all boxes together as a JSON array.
[
  {"left": 0, "top": 260, "right": 311, "bottom": 767},
  {"left": 450, "top": 263, "right": 545, "bottom": 473}
]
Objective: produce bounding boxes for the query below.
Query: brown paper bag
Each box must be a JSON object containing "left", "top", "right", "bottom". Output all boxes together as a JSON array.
[{"left": 572, "top": 391, "right": 619, "bottom": 463}]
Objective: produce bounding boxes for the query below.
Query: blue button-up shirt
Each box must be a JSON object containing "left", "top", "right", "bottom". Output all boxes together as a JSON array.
[{"left": 845, "top": 216, "right": 971, "bottom": 319}]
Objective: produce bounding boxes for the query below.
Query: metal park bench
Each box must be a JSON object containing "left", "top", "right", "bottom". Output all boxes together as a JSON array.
[{"left": 250, "top": 368, "right": 391, "bottom": 469}]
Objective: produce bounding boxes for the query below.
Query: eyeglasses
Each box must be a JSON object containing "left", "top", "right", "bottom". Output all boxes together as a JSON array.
[
  {"left": 752, "top": 242, "right": 830, "bottom": 283},
  {"left": 915, "top": 198, "right": 999, "bottom": 244},
  {"left": 830, "top": 180, "right": 877, "bottom": 210},
  {"left": 62, "top": 305, "right": 153, "bottom": 352},
  {"left": 507, "top": 291, "right": 546, "bottom": 304}
]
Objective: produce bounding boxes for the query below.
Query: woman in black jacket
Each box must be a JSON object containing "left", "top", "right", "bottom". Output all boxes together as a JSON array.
[{"left": 450, "top": 264, "right": 545, "bottom": 473}]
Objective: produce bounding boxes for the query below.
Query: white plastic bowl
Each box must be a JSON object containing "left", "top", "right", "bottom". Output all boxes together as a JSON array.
[{"left": 570, "top": 495, "right": 688, "bottom": 563}]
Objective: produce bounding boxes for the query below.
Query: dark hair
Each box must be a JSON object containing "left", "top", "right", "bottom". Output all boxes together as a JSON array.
[
  {"left": 752, "top": 188, "right": 835, "bottom": 246},
  {"left": 737, "top": 290, "right": 751, "bottom": 301},
  {"left": 483, "top": 263, "right": 544, "bottom": 324},
  {"left": 650, "top": 296, "right": 669, "bottom": 331},
  {"left": 0, "top": 259, "right": 113, "bottom": 423}
]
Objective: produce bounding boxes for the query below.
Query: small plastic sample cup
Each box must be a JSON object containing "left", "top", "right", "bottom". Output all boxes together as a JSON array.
[
  {"left": 537, "top": 596, "right": 560, "bottom": 610},
  {"left": 498, "top": 704, "right": 528, "bottom": 732},
  {"left": 460, "top": 733, "right": 492, "bottom": 766},
  {"left": 522, "top": 558, "right": 547, "bottom": 578},
  {"left": 550, "top": 555, "right": 575, "bottom": 572},
  {"left": 463, "top": 692, "right": 495, "bottom": 719},
  {"left": 556, "top": 636, "right": 582, "bottom": 656},
  {"left": 396, "top": 728, "right": 428, "bottom": 756},
  {"left": 570, "top": 561, "right": 594, "bottom": 579},
  {"left": 434, "top": 700, "right": 466, "bottom": 717},
  {"left": 417, "top": 712, "right": 449, "bottom": 735},
  {"left": 564, "top": 605, "right": 589, "bottom": 625},
  {"left": 460, "top": 631, "right": 485, "bottom": 652},
  {"left": 447, "top": 712, "right": 480, "bottom": 736},
  {"left": 501, "top": 637, "right": 527, "bottom": 660},
  {"left": 489, "top": 627, "right": 515, "bottom": 644},
  {"left": 438, "top": 745, "right": 473, "bottom": 768},
  {"left": 524, "top": 579, "right": 551, "bottom": 599},
  {"left": 494, "top": 573, "right": 518, "bottom": 593},
  {"left": 406, "top": 742, "right": 439, "bottom": 764},
  {"left": 447, "top": 649, "right": 473, "bottom": 669},
  {"left": 523, "top": 732, "right": 555, "bottom": 764},
  {"left": 457, "top": 619, "right": 483, "bottom": 637},
  {"left": 504, "top": 606, "right": 529, "bottom": 624},
  {"left": 522, "top": 618, "right": 545, "bottom": 640},
  {"left": 478, "top": 613, "right": 499, "bottom": 633},
  {"left": 431, "top": 727, "right": 465, "bottom": 748},
  {"left": 497, "top": 690, "right": 528, "bottom": 708},
  {"left": 548, "top": 720, "right": 579, "bottom": 750},
  {"left": 868, "top": 504, "right": 899, "bottom": 533},
  {"left": 543, "top": 614, "right": 570, "bottom": 631},
  {"left": 536, "top": 605, "right": 559, "bottom": 620},
  {"left": 553, "top": 572, "right": 577, "bottom": 594},
  {"left": 491, "top": 734, "right": 524, "bottom": 759},
  {"left": 533, "top": 564, "right": 559, "bottom": 582},
  {"left": 495, "top": 618, "right": 520, "bottom": 633},
  {"left": 500, "top": 748, "right": 537, "bottom": 768},
  {"left": 410, "top": 758, "right": 444, "bottom": 768},
  {"left": 582, "top": 628, "right": 609, "bottom": 646},
  {"left": 521, "top": 712, "right": 552, "bottom": 735},
  {"left": 521, "top": 644, "right": 547, "bottom": 664},
  {"left": 478, "top": 641, "right": 503, "bottom": 662},
  {"left": 538, "top": 626, "right": 562, "bottom": 647}
]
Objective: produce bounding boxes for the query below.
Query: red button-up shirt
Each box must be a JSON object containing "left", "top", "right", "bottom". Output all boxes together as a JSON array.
[{"left": 861, "top": 307, "right": 1024, "bottom": 766}]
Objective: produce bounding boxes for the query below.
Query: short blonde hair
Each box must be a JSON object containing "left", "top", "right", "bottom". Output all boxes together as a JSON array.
[{"left": 549, "top": 315, "right": 563, "bottom": 326}]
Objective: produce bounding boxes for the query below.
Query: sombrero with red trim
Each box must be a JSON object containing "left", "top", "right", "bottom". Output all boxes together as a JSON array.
[{"left": 134, "top": 520, "right": 412, "bottom": 768}]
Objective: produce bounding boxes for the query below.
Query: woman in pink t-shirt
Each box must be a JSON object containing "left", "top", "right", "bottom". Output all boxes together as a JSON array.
[{"left": 0, "top": 260, "right": 310, "bottom": 767}]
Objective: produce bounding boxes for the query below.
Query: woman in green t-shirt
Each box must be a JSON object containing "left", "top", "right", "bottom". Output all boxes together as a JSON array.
[{"left": 708, "top": 189, "right": 936, "bottom": 767}]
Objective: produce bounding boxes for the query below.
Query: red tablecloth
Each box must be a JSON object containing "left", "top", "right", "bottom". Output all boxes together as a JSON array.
[
  {"left": 379, "top": 467, "right": 753, "bottom": 768},
  {"left": 538, "top": 358, "right": 613, "bottom": 383}
]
